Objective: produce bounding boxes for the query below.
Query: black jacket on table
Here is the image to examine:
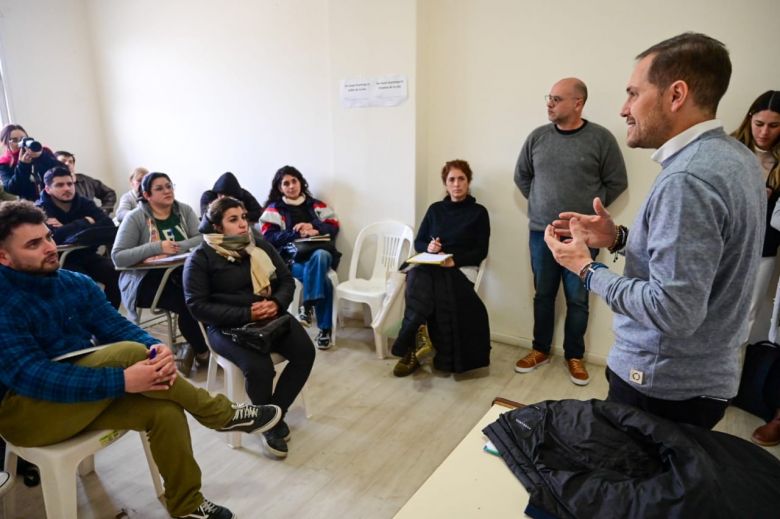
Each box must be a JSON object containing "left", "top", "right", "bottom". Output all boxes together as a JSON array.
[
  {"left": 183, "top": 226, "right": 295, "bottom": 329},
  {"left": 484, "top": 399, "right": 780, "bottom": 519},
  {"left": 200, "top": 172, "right": 262, "bottom": 224}
]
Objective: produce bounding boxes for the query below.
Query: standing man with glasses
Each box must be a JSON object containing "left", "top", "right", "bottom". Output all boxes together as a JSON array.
[{"left": 514, "top": 77, "right": 628, "bottom": 385}]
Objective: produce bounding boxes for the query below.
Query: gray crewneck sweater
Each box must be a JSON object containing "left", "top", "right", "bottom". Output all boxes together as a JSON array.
[
  {"left": 514, "top": 121, "right": 628, "bottom": 231},
  {"left": 591, "top": 128, "right": 765, "bottom": 400}
]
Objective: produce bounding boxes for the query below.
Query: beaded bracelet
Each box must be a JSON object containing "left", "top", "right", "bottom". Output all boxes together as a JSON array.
[{"left": 607, "top": 225, "right": 629, "bottom": 262}]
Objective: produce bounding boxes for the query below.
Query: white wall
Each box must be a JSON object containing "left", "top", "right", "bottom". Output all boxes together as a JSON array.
[
  {"left": 83, "top": 0, "right": 333, "bottom": 215},
  {"left": 1, "top": 0, "right": 778, "bottom": 362},
  {"left": 0, "top": 0, "right": 110, "bottom": 180},
  {"left": 417, "top": 0, "right": 780, "bottom": 362},
  {"left": 327, "top": 0, "right": 418, "bottom": 273}
]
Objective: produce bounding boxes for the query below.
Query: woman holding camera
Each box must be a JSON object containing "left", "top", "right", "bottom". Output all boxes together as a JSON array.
[
  {"left": 111, "top": 171, "right": 208, "bottom": 375},
  {"left": 184, "top": 197, "right": 314, "bottom": 459},
  {"left": 0, "top": 124, "right": 60, "bottom": 201},
  {"left": 260, "top": 166, "right": 339, "bottom": 349}
]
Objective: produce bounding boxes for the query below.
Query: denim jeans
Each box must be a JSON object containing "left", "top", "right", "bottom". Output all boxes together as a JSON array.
[
  {"left": 529, "top": 230, "right": 595, "bottom": 359},
  {"left": 291, "top": 249, "right": 334, "bottom": 330}
]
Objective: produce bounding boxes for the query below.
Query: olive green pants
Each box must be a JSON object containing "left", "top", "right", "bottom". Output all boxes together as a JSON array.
[{"left": 0, "top": 341, "right": 235, "bottom": 517}]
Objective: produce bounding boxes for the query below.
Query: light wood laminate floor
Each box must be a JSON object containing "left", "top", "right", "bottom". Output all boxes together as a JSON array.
[{"left": 5, "top": 324, "right": 778, "bottom": 519}]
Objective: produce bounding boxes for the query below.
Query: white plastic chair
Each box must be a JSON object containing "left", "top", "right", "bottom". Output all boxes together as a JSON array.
[
  {"left": 332, "top": 221, "right": 414, "bottom": 356},
  {"left": 198, "top": 322, "right": 311, "bottom": 449},
  {"left": 2, "top": 430, "right": 163, "bottom": 519},
  {"left": 370, "top": 258, "right": 488, "bottom": 358}
]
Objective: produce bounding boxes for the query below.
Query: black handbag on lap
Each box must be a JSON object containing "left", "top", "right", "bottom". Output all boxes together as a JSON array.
[{"left": 223, "top": 314, "right": 292, "bottom": 354}]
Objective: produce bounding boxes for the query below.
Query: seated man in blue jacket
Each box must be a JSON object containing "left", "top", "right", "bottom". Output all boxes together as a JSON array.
[
  {"left": 0, "top": 200, "right": 282, "bottom": 519},
  {"left": 35, "top": 166, "right": 121, "bottom": 308}
]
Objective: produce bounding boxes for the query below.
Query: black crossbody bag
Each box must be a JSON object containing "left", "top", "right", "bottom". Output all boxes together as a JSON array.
[{"left": 223, "top": 314, "right": 292, "bottom": 354}]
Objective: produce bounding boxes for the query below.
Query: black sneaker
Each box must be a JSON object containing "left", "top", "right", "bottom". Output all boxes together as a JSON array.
[
  {"left": 218, "top": 403, "right": 281, "bottom": 434},
  {"left": 298, "top": 305, "right": 312, "bottom": 327},
  {"left": 316, "top": 329, "right": 331, "bottom": 350},
  {"left": 276, "top": 420, "right": 291, "bottom": 441},
  {"left": 262, "top": 422, "right": 289, "bottom": 459},
  {"left": 174, "top": 498, "right": 235, "bottom": 518}
]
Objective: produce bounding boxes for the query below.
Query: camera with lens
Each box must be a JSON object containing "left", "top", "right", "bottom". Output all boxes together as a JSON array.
[{"left": 20, "top": 137, "right": 42, "bottom": 153}]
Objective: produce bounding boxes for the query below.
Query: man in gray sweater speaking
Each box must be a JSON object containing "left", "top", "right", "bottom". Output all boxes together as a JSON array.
[
  {"left": 514, "top": 77, "right": 628, "bottom": 386},
  {"left": 546, "top": 33, "right": 765, "bottom": 429}
]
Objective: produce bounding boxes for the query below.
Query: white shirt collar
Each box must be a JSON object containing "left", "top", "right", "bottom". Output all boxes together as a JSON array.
[{"left": 651, "top": 119, "right": 723, "bottom": 164}]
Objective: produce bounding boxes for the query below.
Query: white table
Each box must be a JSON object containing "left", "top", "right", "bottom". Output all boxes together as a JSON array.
[{"left": 394, "top": 399, "right": 529, "bottom": 518}]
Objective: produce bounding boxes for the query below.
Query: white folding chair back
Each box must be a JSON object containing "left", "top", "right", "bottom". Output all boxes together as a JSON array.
[
  {"left": 2, "top": 430, "right": 163, "bottom": 519},
  {"left": 198, "top": 322, "right": 310, "bottom": 449},
  {"left": 332, "top": 221, "right": 414, "bottom": 356}
]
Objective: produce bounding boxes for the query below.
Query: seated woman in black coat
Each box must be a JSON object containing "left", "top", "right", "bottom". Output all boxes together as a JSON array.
[
  {"left": 183, "top": 197, "right": 315, "bottom": 459},
  {"left": 392, "top": 159, "right": 491, "bottom": 377}
]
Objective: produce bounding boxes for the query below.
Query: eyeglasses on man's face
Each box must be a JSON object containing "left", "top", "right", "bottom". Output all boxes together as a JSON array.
[
  {"left": 544, "top": 95, "right": 582, "bottom": 105},
  {"left": 151, "top": 183, "right": 175, "bottom": 193}
]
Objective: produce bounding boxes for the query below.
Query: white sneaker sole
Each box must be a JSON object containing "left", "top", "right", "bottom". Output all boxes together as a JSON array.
[
  {"left": 262, "top": 435, "right": 289, "bottom": 459},
  {"left": 514, "top": 358, "right": 550, "bottom": 373},
  {"left": 569, "top": 374, "right": 591, "bottom": 386}
]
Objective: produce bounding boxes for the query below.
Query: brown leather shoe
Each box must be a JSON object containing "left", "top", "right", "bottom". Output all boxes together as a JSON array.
[
  {"left": 514, "top": 350, "right": 550, "bottom": 373},
  {"left": 752, "top": 411, "right": 780, "bottom": 447},
  {"left": 566, "top": 358, "right": 590, "bottom": 386}
]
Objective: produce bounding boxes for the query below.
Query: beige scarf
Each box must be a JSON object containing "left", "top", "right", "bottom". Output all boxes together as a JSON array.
[{"left": 203, "top": 232, "right": 276, "bottom": 297}]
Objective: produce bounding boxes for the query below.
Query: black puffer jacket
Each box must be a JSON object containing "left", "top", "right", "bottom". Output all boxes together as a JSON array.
[
  {"left": 484, "top": 399, "right": 780, "bottom": 519},
  {"left": 183, "top": 219, "right": 295, "bottom": 328}
]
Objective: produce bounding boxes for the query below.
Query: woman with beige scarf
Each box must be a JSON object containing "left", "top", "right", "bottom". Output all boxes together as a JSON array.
[{"left": 183, "top": 197, "right": 314, "bottom": 459}]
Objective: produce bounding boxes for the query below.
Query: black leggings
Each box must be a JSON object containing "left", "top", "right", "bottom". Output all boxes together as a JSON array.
[
  {"left": 207, "top": 317, "right": 315, "bottom": 413},
  {"left": 136, "top": 268, "right": 208, "bottom": 355}
]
